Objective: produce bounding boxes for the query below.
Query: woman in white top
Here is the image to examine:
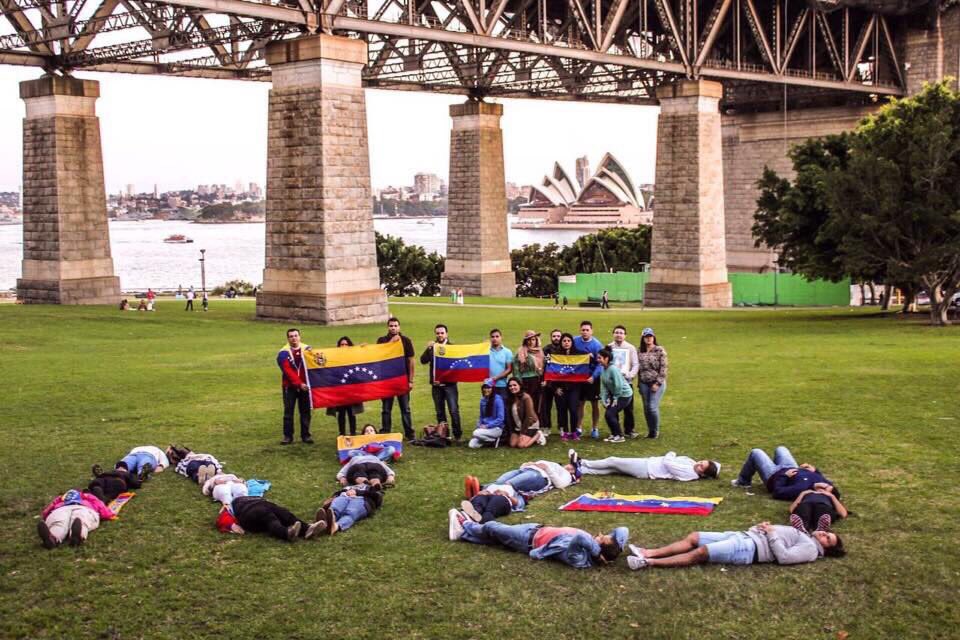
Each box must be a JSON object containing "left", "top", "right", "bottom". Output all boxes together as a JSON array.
[{"left": 570, "top": 449, "right": 719, "bottom": 481}]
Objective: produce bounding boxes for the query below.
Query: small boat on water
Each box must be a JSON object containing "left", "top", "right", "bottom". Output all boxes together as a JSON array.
[{"left": 163, "top": 234, "right": 194, "bottom": 243}]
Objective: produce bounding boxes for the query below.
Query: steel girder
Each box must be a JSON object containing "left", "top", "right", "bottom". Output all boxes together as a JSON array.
[{"left": 0, "top": 0, "right": 912, "bottom": 105}]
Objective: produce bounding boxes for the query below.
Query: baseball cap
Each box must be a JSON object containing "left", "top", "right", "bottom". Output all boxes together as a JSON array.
[
  {"left": 610, "top": 527, "right": 629, "bottom": 550},
  {"left": 641, "top": 327, "right": 655, "bottom": 337}
]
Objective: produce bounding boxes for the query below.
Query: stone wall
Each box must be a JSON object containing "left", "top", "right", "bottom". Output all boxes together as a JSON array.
[
  {"left": 440, "top": 101, "right": 515, "bottom": 297},
  {"left": 902, "top": 6, "right": 960, "bottom": 95},
  {"left": 256, "top": 35, "right": 388, "bottom": 325},
  {"left": 16, "top": 76, "right": 120, "bottom": 304}
]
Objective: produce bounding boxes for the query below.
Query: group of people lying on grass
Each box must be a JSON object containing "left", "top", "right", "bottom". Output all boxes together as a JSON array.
[
  {"left": 447, "top": 445, "right": 846, "bottom": 570},
  {"left": 38, "top": 441, "right": 398, "bottom": 548}
]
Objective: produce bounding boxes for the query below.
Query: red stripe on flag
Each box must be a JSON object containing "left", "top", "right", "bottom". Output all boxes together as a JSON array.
[
  {"left": 560, "top": 504, "right": 714, "bottom": 516},
  {"left": 544, "top": 373, "right": 592, "bottom": 383},
  {"left": 310, "top": 376, "right": 408, "bottom": 409},
  {"left": 435, "top": 369, "right": 489, "bottom": 383}
]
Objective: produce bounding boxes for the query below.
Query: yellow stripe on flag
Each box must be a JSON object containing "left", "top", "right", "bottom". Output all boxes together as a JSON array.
[
  {"left": 550, "top": 353, "right": 591, "bottom": 366},
  {"left": 434, "top": 342, "right": 489, "bottom": 359},
  {"left": 586, "top": 493, "right": 724, "bottom": 504},
  {"left": 303, "top": 341, "right": 403, "bottom": 369}
]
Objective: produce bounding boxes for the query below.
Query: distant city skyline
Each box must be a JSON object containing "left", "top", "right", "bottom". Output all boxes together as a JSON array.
[{"left": 0, "top": 66, "right": 659, "bottom": 195}]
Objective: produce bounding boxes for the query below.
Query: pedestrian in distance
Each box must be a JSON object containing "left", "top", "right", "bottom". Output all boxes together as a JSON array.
[
  {"left": 277, "top": 327, "right": 313, "bottom": 445},
  {"left": 201, "top": 292, "right": 209, "bottom": 312},
  {"left": 601, "top": 290, "right": 610, "bottom": 309},
  {"left": 553, "top": 291, "right": 560, "bottom": 308},
  {"left": 376, "top": 316, "right": 416, "bottom": 440},
  {"left": 561, "top": 295, "right": 569, "bottom": 310},
  {"left": 184, "top": 286, "right": 195, "bottom": 311},
  {"left": 637, "top": 327, "right": 668, "bottom": 439},
  {"left": 420, "top": 323, "right": 462, "bottom": 441},
  {"left": 326, "top": 336, "right": 364, "bottom": 436}
]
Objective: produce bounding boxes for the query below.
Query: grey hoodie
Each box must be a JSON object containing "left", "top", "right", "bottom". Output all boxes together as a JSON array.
[{"left": 745, "top": 524, "right": 824, "bottom": 565}]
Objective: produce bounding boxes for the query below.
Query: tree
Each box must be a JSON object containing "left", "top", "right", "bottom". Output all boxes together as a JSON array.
[
  {"left": 559, "top": 227, "right": 651, "bottom": 273},
  {"left": 510, "top": 242, "right": 565, "bottom": 297},
  {"left": 824, "top": 81, "right": 960, "bottom": 325},
  {"left": 375, "top": 232, "right": 444, "bottom": 296}
]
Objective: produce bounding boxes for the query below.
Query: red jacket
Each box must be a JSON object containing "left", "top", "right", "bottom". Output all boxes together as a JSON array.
[{"left": 277, "top": 345, "right": 308, "bottom": 388}]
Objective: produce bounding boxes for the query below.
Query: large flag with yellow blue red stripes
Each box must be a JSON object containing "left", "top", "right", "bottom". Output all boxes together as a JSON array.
[
  {"left": 303, "top": 342, "right": 408, "bottom": 409},
  {"left": 559, "top": 493, "right": 723, "bottom": 516},
  {"left": 544, "top": 352, "right": 592, "bottom": 383},
  {"left": 433, "top": 342, "right": 490, "bottom": 383}
]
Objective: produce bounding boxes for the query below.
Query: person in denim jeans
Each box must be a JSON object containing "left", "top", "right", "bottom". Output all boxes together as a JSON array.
[
  {"left": 420, "top": 323, "right": 462, "bottom": 439},
  {"left": 636, "top": 327, "right": 668, "bottom": 438},
  {"left": 491, "top": 468, "right": 549, "bottom": 493},
  {"left": 734, "top": 445, "right": 798, "bottom": 486},
  {"left": 732, "top": 445, "right": 838, "bottom": 501}
]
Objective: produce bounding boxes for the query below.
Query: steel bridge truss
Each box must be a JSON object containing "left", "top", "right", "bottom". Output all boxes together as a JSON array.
[{"left": 0, "top": 0, "right": 908, "bottom": 104}]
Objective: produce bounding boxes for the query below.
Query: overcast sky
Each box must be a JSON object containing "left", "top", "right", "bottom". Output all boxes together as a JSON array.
[{"left": 0, "top": 65, "right": 658, "bottom": 194}]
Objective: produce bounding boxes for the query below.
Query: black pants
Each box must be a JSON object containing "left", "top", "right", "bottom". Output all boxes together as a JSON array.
[
  {"left": 470, "top": 494, "right": 512, "bottom": 523},
  {"left": 232, "top": 497, "right": 306, "bottom": 541},
  {"left": 381, "top": 393, "right": 413, "bottom": 438},
  {"left": 604, "top": 396, "right": 633, "bottom": 437},
  {"left": 336, "top": 406, "right": 357, "bottom": 436},
  {"left": 794, "top": 502, "right": 835, "bottom": 532},
  {"left": 282, "top": 387, "right": 312, "bottom": 440},
  {"left": 556, "top": 385, "right": 580, "bottom": 434},
  {"left": 539, "top": 384, "right": 557, "bottom": 431},
  {"left": 88, "top": 470, "right": 140, "bottom": 503},
  {"left": 431, "top": 384, "right": 461, "bottom": 438},
  {"left": 185, "top": 299, "right": 193, "bottom": 311},
  {"left": 346, "top": 462, "right": 389, "bottom": 484}
]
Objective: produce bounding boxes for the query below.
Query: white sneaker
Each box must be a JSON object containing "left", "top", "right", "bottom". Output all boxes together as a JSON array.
[
  {"left": 537, "top": 431, "right": 547, "bottom": 446},
  {"left": 628, "top": 543, "right": 647, "bottom": 558},
  {"left": 627, "top": 555, "right": 649, "bottom": 570},
  {"left": 609, "top": 435, "right": 625, "bottom": 443},
  {"left": 448, "top": 508, "right": 465, "bottom": 541},
  {"left": 460, "top": 500, "right": 482, "bottom": 523},
  {"left": 568, "top": 448, "right": 580, "bottom": 466},
  {"left": 731, "top": 478, "right": 752, "bottom": 488}
]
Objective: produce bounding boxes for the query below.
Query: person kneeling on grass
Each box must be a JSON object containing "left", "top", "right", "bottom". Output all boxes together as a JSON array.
[
  {"left": 447, "top": 514, "right": 628, "bottom": 569},
  {"left": 87, "top": 465, "right": 142, "bottom": 504},
  {"left": 625, "top": 520, "right": 844, "bottom": 570},
  {"left": 37, "top": 489, "right": 117, "bottom": 549},
  {"left": 597, "top": 347, "right": 635, "bottom": 443},
  {"left": 202, "top": 473, "right": 248, "bottom": 508},
  {"left": 314, "top": 481, "right": 385, "bottom": 536},
  {"left": 458, "top": 483, "right": 525, "bottom": 523},
  {"left": 217, "top": 497, "right": 324, "bottom": 541},
  {"left": 569, "top": 449, "right": 720, "bottom": 481},
  {"left": 468, "top": 380, "right": 505, "bottom": 449},
  {"left": 112, "top": 445, "right": 170, "bottom": 478},
  {"left": 464, "top": 458, "right": 580, "bottom": 499},
  {"left": 166, "top": 445, "right": 223, "bottom": 486},
  {"left": 337, "top": 453, "right": 395, "bottom": 488},
  {"left": 345, "top": 425, "right": 401, "bottom": 463}
]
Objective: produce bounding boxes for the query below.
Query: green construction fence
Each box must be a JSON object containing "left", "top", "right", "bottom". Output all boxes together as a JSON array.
[{"left": 558, "top": 271, "right": 850, "bottom": 306}]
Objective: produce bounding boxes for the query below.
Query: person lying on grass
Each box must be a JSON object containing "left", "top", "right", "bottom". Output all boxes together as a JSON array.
[
  {"left": 166, "top": 444, "right": 223, "bottom": 486},
  {"left": 337, "top": 453, "right": 395, "bottom": 487},
  {"left": 789, "top": 483, "right": 848, "bottom": 533},
  {"left": 731, "top": 445, "right": 838, "bottom": 501},
  {"left": 625, "top": 520, "right": 844, "bottom": 570},
  {"left": 344, "top": 424, "right": 401, "bottom": 463},
  {"left": 447, "top": 514, "right": 628, "bottom": 570},
  {"left": 568, "top": 448, "right": 720, "bottom": 481},
  {"left": 202, "top": 473, "right": 248, "bottom": 508},
  {"left": 37, "top": 489, "right": 116, "bottom": 549},
  {"left": 87, "top": 464, "right": 142, "bottom": 504},
  {"left": 314, "top": 480, "right": 385, "bottom": 536},
  {"left": 110, "top": 445, "right": 170, "bottom": 478},
  {"left": 463, "top": 457, "right": 580, "bottom": 499},
  {"left": 217, "top": 497, "right": 324, "bottom": 541},
  {"left": 458, "top": 483, "right": 525, "bottom": 523}
]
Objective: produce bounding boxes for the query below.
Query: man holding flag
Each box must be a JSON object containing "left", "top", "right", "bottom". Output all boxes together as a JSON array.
[
  {"left": 277, "top": 328, "right": 312, "bottom": 445},
  {"left": 376, "top": 317, "right": 416, "bottom": 440},
  {"left": 420, "top": 324, "right": 463, "bottom": 441}
]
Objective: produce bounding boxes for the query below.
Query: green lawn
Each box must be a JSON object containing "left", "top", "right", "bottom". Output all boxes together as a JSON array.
[{"left": 0, "top": 301, "right": 957, "bottom": 639}]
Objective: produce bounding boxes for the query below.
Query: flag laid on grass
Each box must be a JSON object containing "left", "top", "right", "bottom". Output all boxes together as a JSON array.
[
  {"left": 434, "top": 343, "right": 490, "bottom": 383},
  {"left": 559, "top": 493, "right": 723, "bottom": 516},
  {"left": 107, "top": 492, "right": 135, "bottom": 516},
  {"left": 336, "top": 433, "right": 403, "bottom": 465},
  {"left": 544, "top": 353, "right": 592, "bottom": 383},
  {"left": 304, "top": 342, "right": 408, "bottom": 409}
]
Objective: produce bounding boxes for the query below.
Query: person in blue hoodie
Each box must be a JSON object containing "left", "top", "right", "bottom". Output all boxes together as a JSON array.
[
  {"left": 731, "top": 445, "right": 838, "bottom": 501},
  {"left": 468, "top": 380, "right": 506, "bottom": 448},
  {"left": 572, "top": 320, "right": 604, "bottom": 437},
  {"left": 447, "top": 514, "right": 628, "bottom": 569}
]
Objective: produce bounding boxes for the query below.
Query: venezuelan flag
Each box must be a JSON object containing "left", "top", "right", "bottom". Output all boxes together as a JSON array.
[
  {"left": 303, "top": 342, "right": 409, "bottom": 409},
  {"left": 336, "top": 433, "right": 403, "bottom": 465},
  {"left": 544, "top": 353, "right": 592, "bottom": 383},
  {"left": 434, "top": 342, "right": 490, "bottom": 383},
  {"left": 559, "top": 493, "right": 723, "bottom": 516}
]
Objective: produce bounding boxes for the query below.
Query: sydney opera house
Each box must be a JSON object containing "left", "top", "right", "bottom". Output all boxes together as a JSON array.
[{"left": 513, "top": 153, "right": 652, "bottom": 230}]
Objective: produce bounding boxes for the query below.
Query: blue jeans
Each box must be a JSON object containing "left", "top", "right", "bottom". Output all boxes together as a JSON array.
[
  {"left": 555, "top": 385, "right": 580, "bottom": 434},
  {"left": 331, "top": 495, "right": 368, "bottom": 531},
  {"left": 381, "top": 393, "right": 413, "bottom": 437},
  {"left": 638, "top": 381, "right": 666, "bottom": 436},
  {"left": 697, "top": 531, "right": 757, "bottom": 565},
  {"left": 736, "top": 446, "right": 798, "bottom": 485},
  {"left": 347, "top": 446, "right": 396, "bottom": 463},
  {"left": 119, "top": 452, "right": 155, "bottom": 474},
  {"left": 431, "top": 384, "right": 461, "bottom": 438},
  {"left": 492, "top": 468, "right": 548, "bottom": 493},
  {"left": 460, "top": 521, "right": 539, "bottom": 552}
]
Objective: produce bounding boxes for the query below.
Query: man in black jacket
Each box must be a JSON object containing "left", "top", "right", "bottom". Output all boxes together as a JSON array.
[
  {"left": 540, "top": 329, "right": 563, "bottom": 433},
  {"left": 376, "top": 317, "right": 416, "bottom": 439},
  {"left": 420, "top": 323, "right": 462, "bottom": 440}
]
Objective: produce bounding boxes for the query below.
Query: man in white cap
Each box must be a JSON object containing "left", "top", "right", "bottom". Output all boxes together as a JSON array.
[{"left": 448, "top": 515, "right": 629, "bottom": 569}]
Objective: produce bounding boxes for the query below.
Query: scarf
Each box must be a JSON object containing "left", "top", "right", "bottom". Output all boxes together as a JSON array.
[{"left": 518, "top": 339, "right": 544, "bottom": 374}]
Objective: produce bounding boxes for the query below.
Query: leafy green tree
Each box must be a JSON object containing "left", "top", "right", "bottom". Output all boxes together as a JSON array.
[
  {"left": 510, "top": 242, "right": 565, "bottom": 297},
  {"left": 824, "top": 81, "right": 960, "bottom": 325},
  {"left": 375, "top": 232, "right": 444, "bottom": 296},
  {"left": 559, "top": 227, "right": 651, "bottom": 273}
]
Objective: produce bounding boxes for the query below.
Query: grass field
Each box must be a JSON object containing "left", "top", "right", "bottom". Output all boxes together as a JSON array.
[{"left": 1, "top": 300, "right": 958, "bottom": 640}]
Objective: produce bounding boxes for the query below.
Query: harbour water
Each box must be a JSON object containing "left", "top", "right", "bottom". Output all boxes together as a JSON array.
[{"left": 0, "top": 218, "right": 588, "bottom": 291}]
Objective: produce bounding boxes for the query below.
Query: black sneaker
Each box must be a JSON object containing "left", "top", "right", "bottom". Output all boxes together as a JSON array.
[
  {"left": 280, "top": 438, "right": 293, "bottom": 445},
  {"left": 646, "top": 432, "right": 659, "bottom": 439},
  {"left": 69, "top": 518, "right": 84, "bottom": 546},
  {"left": 302, "top": 437, "right": 314, "bottom": 444},
  {"left": 37, "top": 521, "right": 56, "bottom": 549}
]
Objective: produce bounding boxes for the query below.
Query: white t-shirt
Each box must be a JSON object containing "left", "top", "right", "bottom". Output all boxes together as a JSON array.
[{"left": 645, "top": 452, "right": 699, "bottom": 481}]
